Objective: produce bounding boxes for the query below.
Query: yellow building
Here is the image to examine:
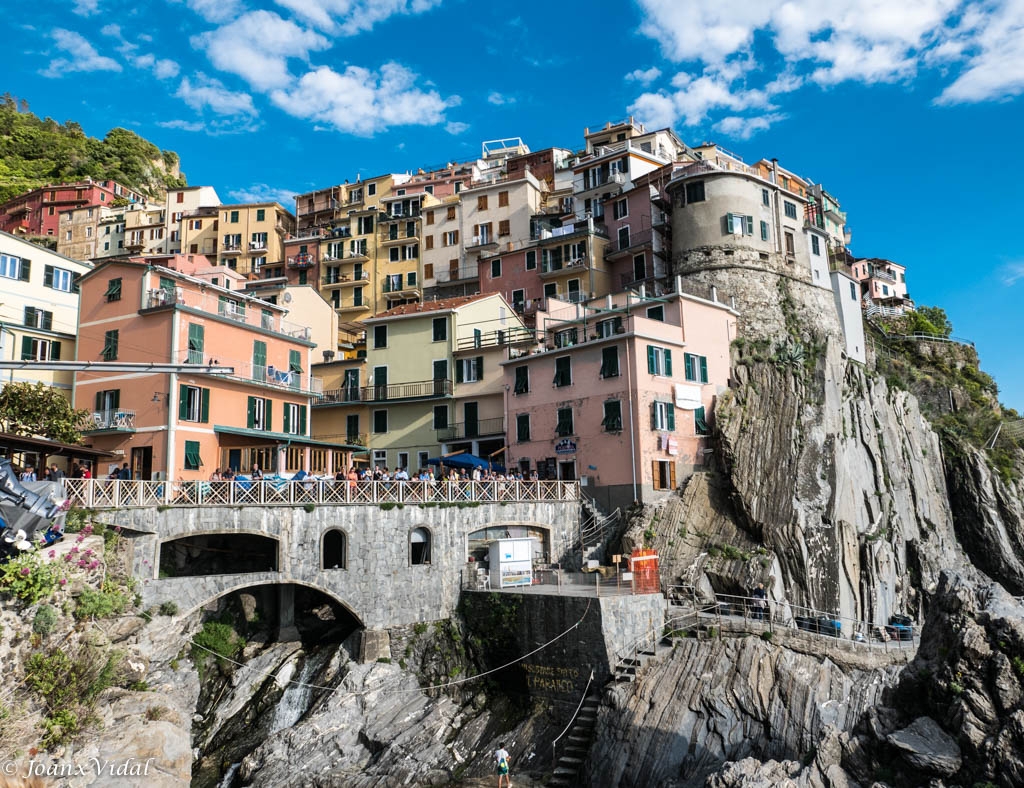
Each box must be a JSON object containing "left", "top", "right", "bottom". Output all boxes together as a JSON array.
[
  {"left": 0, "top": 230, "right": 92, "bottom": 395},
  {"left": 180, "top": 202, "right": 295, "bottom": 277}
]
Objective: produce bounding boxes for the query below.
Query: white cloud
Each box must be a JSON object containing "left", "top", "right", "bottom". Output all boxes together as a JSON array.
[
  {"left": 153, "top": 59, "right": 180, "bottom": 80},
  {"left": 936, "top": 3, "right": 1024, "bottom": 104},
  {"left": 625, "top": 67, "right": 662, "bottom": 85},
  {"left": 269, "top": 62, "right": 455, "bottom": 136},
  {"left": 100, "top": 23, "right": 120, "bottom": 37},
  {"left": 43, "top": 29, "right": 122, "bottom": 77},
  {"left": 194, "top": 10, "right": 330, "bottom": 91},
  {"left": 228, "top": 184, "right": 298, "bottom": 205},
  {"left": 177, "top": 0, "right": 246, "bottom": 23},
  {"left": 1001, "top": 261, "right": 1024, "bottom": 286},
  {"left": 713, "top": 113, "right": 786, "bottom": 139},
  {"left": 73, "top": 0, "right": 100, "bottom": 16},
  {"left": 176, "top": 74, "right": 257, "bottom": 116},
  {"left": 157, "top": 119, "right": 206, "bottom": 132},
  {"left": 445, "top": 121, "right": 470, "bottom": 134},
  {"left": 272, "top": 0, "right": 442, "bottom": 35},
  {"left": 486, "top": 91, "right": 514, "bottom": 105},
  {"left": 629, "top": 69, "right": 774, "bottom": 133}
]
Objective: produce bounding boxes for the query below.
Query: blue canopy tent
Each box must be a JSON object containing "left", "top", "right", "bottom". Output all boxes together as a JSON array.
[{"left": 427, "top": 453, "right": 505, "bottom": 474}]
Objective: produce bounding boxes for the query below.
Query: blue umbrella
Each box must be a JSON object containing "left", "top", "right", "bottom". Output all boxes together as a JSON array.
[{"left": 426, "top": 454, "right": 505, "bottom": 473}]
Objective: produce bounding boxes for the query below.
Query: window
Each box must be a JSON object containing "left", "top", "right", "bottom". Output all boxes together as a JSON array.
[
  {"left": 187, "top": 323, "right": 204, "bottom": 364},
  {"left": 554, "top": 328, "right": 577, "bottom": 348},
  {"left": 230, "top": 210, "right": 239, "bottom": 223},
  {"left": 252, "top": 339, "right": 267, "bottom": 379},
  {"left": 322, "top": 529, "right": 346, "bottom": 570},
  {"left": 850, "top": 282, "right": 857, "bottom": 300},
  {"left": 511, "top": 289, "right": 526, "bottom": 312},
  {"left": 652, "top": 401, "right": 675, "bottom": 431},
  {"left": 600, "top": 346, "right": 620, "bottom": 378},
  {"left": 516, "top": 413, "right": 531, "bottom": 442},
  {"left": 647, "top": 305, "right": 664, "bottom": 321},
  {"left": 44, "top": 265, "right": 74, "bottom": 292},
  {"left": 178, "top": 385, "right": 210, "bottom": 423},
  {"left": 684, "top": 181, "right": 705, "bottom": 204},
  {"left": 514, "top": 365, "right": 529, "bottom": 395},
  {"left": 374, "top": 325, "right": 388, "bottom": 348},
  {"left": 357, "top": 216, "right": 374, "bottom": 234},
  {"left": 447, "top": 206, "right": 456, "bottom": 221},
  {"left": 726, "top": 213, "right": 753, "bottom": 235},
  {"left": 21, "top": 337, "right": 59, "bottom": 361},
  {"left": 443, "top": 230, "right": 459, "bottom": 246},
  {"left": 602, "top": 400, "right": 622, "bottom": 432},
  {"left": 289, "top": 349, "right": 303, "bottom": 390},
  {"left": 760, "top": 221, "right": 770, "bottom": 241},
  {"left": 426, "top": 210, "right": 435, "bottom": 225},
  {"left": 389, "top": 247, "right": 400, "bottom": 263},
  {"left": 372, "top": 449, "right": 387, "bottom": 467},
  {"left": 104, "top": 277, "right": 122, "bottom": 302},
  {"left": 498, "top": 219, "right": 510, "bottom": 236},
  {"left": 251, "top": 231, "right": 268, "bottom": 248},
  {"left": 418, "top": 451, "right": 429, "bottom": 470},
  {"left": 477, "top": 195, "right": 488, "bottom": 210},
  {"left": 102, "top": 330, "right": 119, "bottom": 361},
  {"left": 345, "top": 413, "right": 360, "bottom": 440},
  {"left": 456, "top": 356, "right": 483, "bottom": 384},
  {"left": 811, "top": 235, "right": 821, "bottom": 255},
  {"left": 525, "top": 250, "right": 537, "bottom": 270},
  {"left": 367, "top": 183, "right": 376, "bottom": 196},
  {"left": 498, "top": 190, "right": 509, "bottom": 207},
  {"left": 283, "top": 403, "right": 307, "bottom": 435},
  {"left": 247, "top": 397, "right": 272, "bottom": 430},
  {"left": 406, "top": 271, "right": 417, "bottom": 287},
  {"left": 784, "top": 201, "right": 797, "bottom": 219},
  {"left": 695, "top": 406, "right": 711, "bottom": 436},
  {"left": 410, "top": 527, "right": 431, "bottom": 565},
  {"left": 373, "top": 409, "right": 388, "bottom": 433},
  {"left": 490, "top": 259, "right": 501, "bottom": 278},
  {"left": 432, "top": 317, "right": 447, "bottom": 342},
  {"left": 256, "top": 208, "right": 265, "bottom": 222},
  {"left": 404, "top": 244, "right": 418, "bottom": 260},
  {"left": 762, "top": 188, "right": 770, "bottom": 206},
  {"left": 431, "top": 405, "right": 450, "bottom": 430},
  {"left": 553, "top": 356, "right": 571, "bottom": 387},
  {"left": 784, "top": 231, "right": 795, "bottom": 256},
  {"left": 618, "top": 225, "right": 630, "bottom": 249},
  {"left": 882, "top": 284, "right": 889, "bottom": 296},
  {"left": 647, "top": 345, "right": 672, "bottom": 376},
  {"left": 684, "top": 353, "right": 709, "bottom": 383},
  {"left": 613, "top": 199, "right": 628, "bottom": 219},
  {"left": 652, "top": 459, "right": 676, "bottom": 491},
  {"left": 555, "top": 407, "right": 574, "bottom": 436},
  {"left": 24, "top": 307, "right": 53, "bottom": 330},
  {"left": 184, "top": 440, "right": 203, "bottom": 471},
  {"left": 176, "top": 192, "right": 185, "bottom": 203}
]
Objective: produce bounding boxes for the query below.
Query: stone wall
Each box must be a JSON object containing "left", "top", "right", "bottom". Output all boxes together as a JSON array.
[{"left": 98, "top": 500, "right": 580, "bottom": 629}]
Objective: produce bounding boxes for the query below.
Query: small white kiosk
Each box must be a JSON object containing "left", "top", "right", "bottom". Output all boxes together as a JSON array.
[{"left": 489, "top": 537, "right": 537, "bottom": 588}]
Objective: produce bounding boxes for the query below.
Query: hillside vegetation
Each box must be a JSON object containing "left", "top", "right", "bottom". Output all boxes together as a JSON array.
[{"left": 0, "top": 94, "right": 186, "bottom": 203}]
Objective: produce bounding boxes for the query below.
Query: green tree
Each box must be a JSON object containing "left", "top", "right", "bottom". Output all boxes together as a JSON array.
[
  {"left": 0, "top": 382, "right": 91, "bottom": 443},
  {"left": 915, "top": 306, "right": 953, "bottom": 338}
]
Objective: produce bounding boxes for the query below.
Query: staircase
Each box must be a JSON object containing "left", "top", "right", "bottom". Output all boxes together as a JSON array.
[
  {"left": 612, "top": 638, "right": 674, "bottom": 683},
  {"left": 577, "top": 497, "right": 621, "bottom": 565},
  {"left": 547, "top": 693, "right": 601, "bottom": 787}
]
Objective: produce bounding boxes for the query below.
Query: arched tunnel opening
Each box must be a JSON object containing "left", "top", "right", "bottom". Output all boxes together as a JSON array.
[{"left": 159, "top": 533, "right": 279, "bottom": 577}]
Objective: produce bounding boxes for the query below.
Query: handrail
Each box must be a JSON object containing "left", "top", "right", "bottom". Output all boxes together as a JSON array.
[{"left": 551, "top": 668, "right": 595, "bottom": 768}]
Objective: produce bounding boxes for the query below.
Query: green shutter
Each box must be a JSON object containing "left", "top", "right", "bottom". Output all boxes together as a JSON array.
[
  {"left": 95, "top": 391, "right": 103, "bottom": 411},
  {"left": 50, "top": 341, "right": 60, "bottom": 360},
  {"left": 647, "top": 345, "right": 656, "bottom": 374},
  {"left": 695, "top": 406, "right": 709, "bottom": 435},
  {"left": 684, "top": 353, "right": 695, "bottom": 381},
  {"left": 475, "top": 356, "right": 483, "bottom": 379},
  {"left": 264, "top": 399, "right": 272, "bottom": 431},
  {"left": 188, "top": 324, "right": 204, "bottom": 364},
  {"left": 664, "top": 349, "right": 672, "bottom": 376},
  {"left": 19, "top": 259, "right": 30, "bottom": 282},
  {"left": 289, "top": 349, "right": 302, "bottom": 373},
  {"left": 299, "top": 406, "right": 307, "bottom": 435},
  {"left": 179, "top": 385, "right": 189, "bottom": 420},
  {"left": 43, "top": 265, "right": 54, "bottom": 288},
  {"left": 112, "top": 389, "right": 120, "bottom": 409},
  {"left": 283, "top": 404, "right": 291, "bottom": 434},
  {"left": 253, "top": 340, "right": 267, "bottom": 378},
  {"left": 699, "top": 356, "right": 708, "bottom": 383},
  {"left": 200, "top": 388, "right": 210, "bottom": 423},
  {"left": 745, "top": 216, "right": 754, "bottom": 235},
  {"left": 247, "top": 396, "right": 256, "bottom": 429},
  {"left": 20, "top": 336, "right": 32, "bottom": 360},
  {"left": 455, "top": 361, "right": 464, "bottom": 383},
  {"left": 667, "top": 404, "right": 675, "bottom": 431}
]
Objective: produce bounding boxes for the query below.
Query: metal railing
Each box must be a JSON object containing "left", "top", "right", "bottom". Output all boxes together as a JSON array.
[
  {"left": 436, "top": 417, "right": 504, "bottom": 441},
  {"left": 64, "top": 478, "right": 580, "bottom": 509},
  {"left": 432, "top": 265, "right": 479, "bottom": 284},
  {"left": 172, "top": 349, "right": 324, "bottom": 394},
  {"left": 454, "top": 327, "right": 536, "bottom": 351},
  {"left": 84, "top": 409, "right": 137, "bottom": 431},
  {"left": 317, "top": 378, "right": 452, "bottom": 403},
  {"left": 143, "top": 289, "right": 312, "bottom": 341}
]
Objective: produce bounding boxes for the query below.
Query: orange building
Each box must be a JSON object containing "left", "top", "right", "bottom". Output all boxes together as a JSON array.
[{"left": 74, "top": 260, "right": 352, "bottom": 481}]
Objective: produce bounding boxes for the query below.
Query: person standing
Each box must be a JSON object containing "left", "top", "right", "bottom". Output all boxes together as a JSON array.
[
  {"left": 119, "top": 463, "right": 132, "bottom": 480},
  {"left": 752, "top": 583, "right": 767, "bottom": 621},
  {"left": 494, "top": 743, "right": 511, "bottom": 788}
]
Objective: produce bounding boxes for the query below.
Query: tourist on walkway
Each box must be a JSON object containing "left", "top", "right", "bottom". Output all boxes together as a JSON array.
[
  {"left": 250, "top": 464, "right": 263, "bottom": 480},
  {"left": 752, "top": 583, "right": 767, "bottom": 621},
  {"left": 494, "top": 743, "right": 511, "bottom": 788}
]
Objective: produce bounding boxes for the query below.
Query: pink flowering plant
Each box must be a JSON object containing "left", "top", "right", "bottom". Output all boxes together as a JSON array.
[{"left": 0, "top": 552, "right": 63, "bottom": 604}]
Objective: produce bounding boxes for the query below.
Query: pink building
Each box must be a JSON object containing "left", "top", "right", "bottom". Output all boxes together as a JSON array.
[
  {"left": 0, "top": 180, "right": 143, "bottom": 238},
  {"left": 502, "top": 284, "right": 738, "bottom": 510},
  {"left": 848, "top": 258, "right": 912, "bottom": 316}
]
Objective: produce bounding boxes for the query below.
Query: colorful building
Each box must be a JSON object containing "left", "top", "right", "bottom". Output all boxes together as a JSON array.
[
  {"left": 0, "top": 179, "right": 143, "bottom": 239},
  {"left": 502, "top": 284, "right": 737, "bottom": 510},
  {"left": 179, "top": 202, "right": 294, "bottom": 277},
  {"left": 0, "top": 230, "right": 91, "bottom": 394},
  {"left": 849, "top": 258, "right": 913, "bottom": 317},
  {"left": 73, "top": 259, "right": 352, "bottom": 481},
  {"left": 164, "top": 186, "right": 221, "bottom": 254}
]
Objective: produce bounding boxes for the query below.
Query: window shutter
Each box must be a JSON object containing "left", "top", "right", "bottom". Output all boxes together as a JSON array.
[
  {"left": 651, "top": 460, "right": 660, "bottom": 489},
  {"left": 664, "top": 349, "right": 672, "bottom": 376},
  {"left": 19, "top": 259, "right": 30, "bottom": 281},
  {"left": 284, "top": 404, "right": 291, "bottom": 434},
  {"left": 44, "top": 265, "right": 54, "bottom": 288},
  {"left": 647, "top": 345, "right": 656, "bottom": 374},
  {"left": 650, "top": 402, "right": 658, "bottom": 430},
  {"left": 95, "top": 391, "right": 103, "bottom": 411},
  {"left": 456, "top": 361, "right": 464, "bottom": 383},
  {"left": 200, "top": 388, "right": 210, "bottom": 423},
  {"left": 300, "top": 406, "right": 307, "bottom": 434},
  {"left": 745, "top": 216, "right": 754, "bottom": 235},
  {"left": 179, "top": 385, "right": 189, "bottom": 420},
  {"left": 247, "top": 396, "right": 255, "bottom": 429},
  {"left": 264, "top": 399, "right": 272, "bottom": 431},
  {"left": 669, "top": 463, "right": 677, "bottom": 489},
  {"left": 667, "top": 404, "right": 676, "bottom": 431},
  {"left": 50, "top": 341, "right": 60, "bottom": 360},
  {"left": 724, "top": 214, "right": 734, "bottom": 233},
  {"left": 20, "top": 336, "right": 32, "bottom": 360},
  {"left": 699, "top": 356, "right": 708, "bottom": 383},
  {"left": 475, "top": 356, "right": 483, "bottom": 379},
  {"left": 685, "top": 353, "right": 694, "bottom": 381},
  {"left": 112, "top": 389, "right": 120, "bottom": 409}
]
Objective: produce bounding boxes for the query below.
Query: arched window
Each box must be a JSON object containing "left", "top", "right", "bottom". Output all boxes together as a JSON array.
[
  {"left": 322, "top": 529, "right": 347, "bottom": 570},
  {"left": 410, "top": 527, "right": 431, "bottom": 565}
]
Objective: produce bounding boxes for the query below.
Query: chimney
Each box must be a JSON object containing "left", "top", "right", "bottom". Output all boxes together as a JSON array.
[
  {"left": 322, "top": 350, "right": 335, "bottom": 362},
  {"left": 675, "top": 275, "right": 683, "bottom": 295}
]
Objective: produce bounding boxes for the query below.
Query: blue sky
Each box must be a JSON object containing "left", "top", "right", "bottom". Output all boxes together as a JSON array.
[{"left": 4, "top": 0, "right": 1024, "bottom": 410}]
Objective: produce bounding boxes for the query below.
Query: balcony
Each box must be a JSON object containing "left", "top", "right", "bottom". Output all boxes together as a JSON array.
[
  {"left": 249, "top": 242, "right": 268, "bottom": 252},
  {"left": 382, "top": 279, "right": 420, "bottom": 298},
  {"left": 539, "top": 257, "right": 590, "bottom": 279},
  {"left": 345, "top": 248, "right": 370, "bottom": 262},
  {"left": 466, "top": 233, "right": 497, "bottom": 250},
  {"left": 221, "top": 244, "right": 243, "bottom": 256},
  {"left": 174, "top": 350, "right": 323, "bottom": 394},
  {"left": 869, "top": 268, "right": 898, "bottom": 283},
  {"left": 336, "top": 302, "right": 371, "bottom": 315},
  {"left": 142, "top": 288, "right": 312, "bottom": 341},
  {"left": 322, "top": 272, "right": 370, "bottom": 287},
  {"left": 83, "top": 409, "right": 137, "bottom": 433},
  {"left": 605, "top": 228, "right": 654, "bottom": 260},
  {"left": 455, "top": 326, "right": 536, "bottom": 351},
  {"left": 573, "top": 171, "right": 627, "bottom": 198},
  {"left": 379, "top": 229, "right": 420, "bottom": 246},
  {"left": 433, "top": 265, "right": 479, "bottom": 284},
  {"left": 437, "top": 417, "right": 504, "bottom": 442},
  {"left": 318, "top": 379, "right": 452, "bottom": 403},
  {"left": 287, "top": 254, "right": 316, "bottom": 269}
]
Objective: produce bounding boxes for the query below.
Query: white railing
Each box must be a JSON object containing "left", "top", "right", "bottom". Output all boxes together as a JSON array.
[
  {"left": 64, "top": 479, "right": 581, "bottom": 509},
  {"left": 144, "top": 288, "right": 312, "bottom": 341},
  {"left": 87, "top": 409, "right": 136, "bottom": 431},
  {"left": 172, "top": 349, "right": 323, "bottom": 394}
]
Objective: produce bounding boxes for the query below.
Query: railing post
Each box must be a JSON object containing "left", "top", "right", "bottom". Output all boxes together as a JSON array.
[{"left": 596, "top": 571, "right": 600, "bottom": 597}]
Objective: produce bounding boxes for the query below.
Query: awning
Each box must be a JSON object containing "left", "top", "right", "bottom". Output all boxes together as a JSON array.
[
  {"left": 213, "top": 425, "right": 365, "bottom": 451},
  {"left": 0, "top": 430, "right": 117, "bottom": 461}
]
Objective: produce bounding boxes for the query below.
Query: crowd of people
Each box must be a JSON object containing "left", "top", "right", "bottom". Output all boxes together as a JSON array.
[{"left": 205, "top": 465, "right": 543, "bottom": 484}]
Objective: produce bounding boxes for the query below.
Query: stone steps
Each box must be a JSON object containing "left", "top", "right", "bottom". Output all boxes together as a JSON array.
[{"left": 546, "top": 694, "right": 601, "bottom": 787}]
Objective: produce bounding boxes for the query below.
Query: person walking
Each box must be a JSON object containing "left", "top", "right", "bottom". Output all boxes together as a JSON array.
[
  {"left": 751, "top": 583, "right": 767, "bottom": 621},
  {"left": 494, "top": 743, "right": 511, "bottom": 788}
]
